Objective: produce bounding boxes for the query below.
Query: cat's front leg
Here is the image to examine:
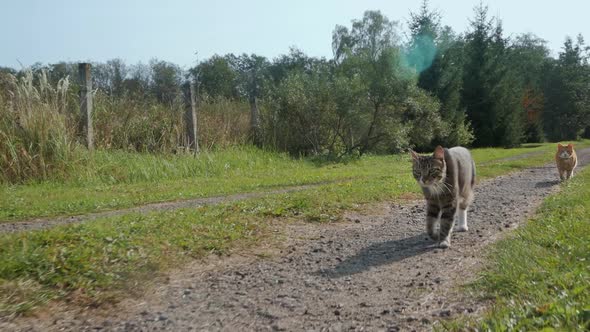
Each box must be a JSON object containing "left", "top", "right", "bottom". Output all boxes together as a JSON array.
[
  {"left": 426, "top": 203, "right": 440, "bottom": 241},
  {"left": 566, "top": 169, "right": 574, "bottom": 179},
  {"left": 439, "top": 204, "right": 457, "bottom": 248},
  {"left": 456, "top": 196, "right": 471, "bottom": 232},
  {"left": 456, "top": 208, "right": 468, "bottom": 232}
]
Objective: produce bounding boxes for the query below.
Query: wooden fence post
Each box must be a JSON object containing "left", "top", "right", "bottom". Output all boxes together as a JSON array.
[
  {"left": 250, "top": 95, "right": 261, "bottom": 147},
  {"left": 78, "top": 63, "right": 94, "bottom": 150},
  {"left": 184, "top": 80, "right": 199, "bottom": 153}
]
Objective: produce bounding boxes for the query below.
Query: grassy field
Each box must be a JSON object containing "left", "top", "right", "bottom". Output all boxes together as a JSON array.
[
  {"left": 1, "top": 146, "right": 411, "bottom": 221},
  {"left": 444, "top": 164, "right": 590, "bottom": 330},
  {"left": 0, "top": 142, "right": 588, "bottom": 316},
  {"left": 2, "top": 142, "right": 587, "bottom": 222}
]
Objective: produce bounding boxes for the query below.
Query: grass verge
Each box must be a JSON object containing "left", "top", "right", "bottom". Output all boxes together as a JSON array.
[
  {"left": 443, "top": 164, "right": 590, "bottom": 330},
  {"left": 3, "top": 141, "right": 588, "bottom": 222},
  {"left": 0, "top": 147, "right": 405, "bottom": 221}
]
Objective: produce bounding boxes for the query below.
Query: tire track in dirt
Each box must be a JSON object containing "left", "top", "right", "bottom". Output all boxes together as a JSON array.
[
  {"left": 3, "top": 149, "right": 590, "bottom": 331},
  {"left": 478, "top": 149, "right": 545, "bottom": 166},
  {"left": 0, "top": 182, "right": 341, "bottom": 234}
]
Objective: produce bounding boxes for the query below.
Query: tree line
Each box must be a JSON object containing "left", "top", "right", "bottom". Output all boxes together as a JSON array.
[{"left": 1, "top": 1, "right": 589, "bottom": 158}]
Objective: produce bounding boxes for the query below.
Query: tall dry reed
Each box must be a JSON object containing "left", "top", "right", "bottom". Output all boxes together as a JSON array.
[{"left": 0, "top": 70, "right": 81, "bottom": 183}]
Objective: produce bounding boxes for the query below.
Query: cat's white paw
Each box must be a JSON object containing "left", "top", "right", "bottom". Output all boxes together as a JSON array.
[
  {"left": 455, "top": 225, "right": 468, "bottom": 232},
  {"left": 439, "top": 240, "right": 450, "bottom": 248},
  {"left": 457, "top": 209, "right": 468, "bottom": 232}
]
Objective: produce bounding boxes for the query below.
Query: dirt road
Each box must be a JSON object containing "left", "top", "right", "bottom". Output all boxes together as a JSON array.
[{"left": 4, "top": 148, "right": 590, "bottom": 332}]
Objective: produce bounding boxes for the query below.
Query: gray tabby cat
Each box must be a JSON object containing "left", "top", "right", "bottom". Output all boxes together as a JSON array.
[{"left": 410, "top": 146, "right": 476, "bottom": 248}]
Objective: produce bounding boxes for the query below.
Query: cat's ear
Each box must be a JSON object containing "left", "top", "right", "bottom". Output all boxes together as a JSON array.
[
  {"left": 409, "top": 149, "right": 420, "bottom": 162},
  {"left": 567, "top": 144, "right": 574, "bottom": 151},
  {"left": 433, "top": 146, "right": 445, "bottom": 160},
  {"left": 557, "top": 143, "right": 563, "bottom": 149}
]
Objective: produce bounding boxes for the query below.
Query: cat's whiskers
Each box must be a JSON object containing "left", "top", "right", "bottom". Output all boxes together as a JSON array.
[
  {"left": 426, "top": 181, "right": 446, "bottom": 196},
  {"left": 440, "top": 181, "right": 452, "bottom": 193}
]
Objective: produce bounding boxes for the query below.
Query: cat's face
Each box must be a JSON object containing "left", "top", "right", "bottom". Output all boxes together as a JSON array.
[
  {"left": 410, "top": 146, "right": 446, "bottom": 187},
  {"left": 557, "top": 144, "right": 574, "bottom": 159}
]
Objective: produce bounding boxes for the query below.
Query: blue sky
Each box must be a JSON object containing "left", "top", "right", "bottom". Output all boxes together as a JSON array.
[{"left": 1, "top": 0, "right": 588, "bottom": 69}]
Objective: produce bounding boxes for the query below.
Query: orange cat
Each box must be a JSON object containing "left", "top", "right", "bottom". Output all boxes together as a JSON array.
[{"left": 555, "top": 143, "right": 577, "bottom": 181}]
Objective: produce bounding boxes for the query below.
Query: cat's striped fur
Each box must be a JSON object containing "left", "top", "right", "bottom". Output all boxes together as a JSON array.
[{"left": 410, "top": 146, "right": 476, "bottom": 248}]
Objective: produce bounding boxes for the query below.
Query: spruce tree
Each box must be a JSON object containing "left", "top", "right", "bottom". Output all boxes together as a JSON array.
[
  {"left": 543, "top": 36, "right": 590, "bottom": 140},
  {"left": 408, "top": 1, "right": 473, "bottom": 147},
  {"left": 462, "top": 3, "right": 524, "bottom": 147}
]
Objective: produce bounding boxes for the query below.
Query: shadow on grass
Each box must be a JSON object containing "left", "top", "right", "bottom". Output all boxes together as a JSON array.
[{"left": 522, "top": 144, "right": 543, "bottom": 149}]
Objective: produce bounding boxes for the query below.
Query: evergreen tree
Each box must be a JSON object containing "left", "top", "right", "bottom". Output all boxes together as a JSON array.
[
  {"left": 408, "top": 2, "right": 473, "bottom": 147},
  {"left": 462, "top": 3, "right": 494, "bottom": 146},
  {"left": 406, "top": 0, "right": 440, "bottom": 74},
  {"left": 509, "top": 34, "right": 550, "bottom": 142},
  {"left": 462, "top": 4, "right": 524, "bottom": 147},
  {"left": 543, "top": 35, "right": 590, "bottom": 140},
  {"left": 489, "top": 22, "right": 525, "bottom": 147}
]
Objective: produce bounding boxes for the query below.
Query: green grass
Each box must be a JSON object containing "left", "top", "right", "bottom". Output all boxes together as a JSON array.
[
  {"left": 444, "top": 165, "right": 590, "bottom": 331},
  {"left": 0, "top": 142, "right": 589, "bottom": 317},
  {"left": 3, "top": 141, "right": 588, "bottom": 222},
  {"left": 0, "top": 146, "right": 385, "bottom": 221},
  {"left": 0, "top": 168, "right": 416, "bottom": 316}
]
